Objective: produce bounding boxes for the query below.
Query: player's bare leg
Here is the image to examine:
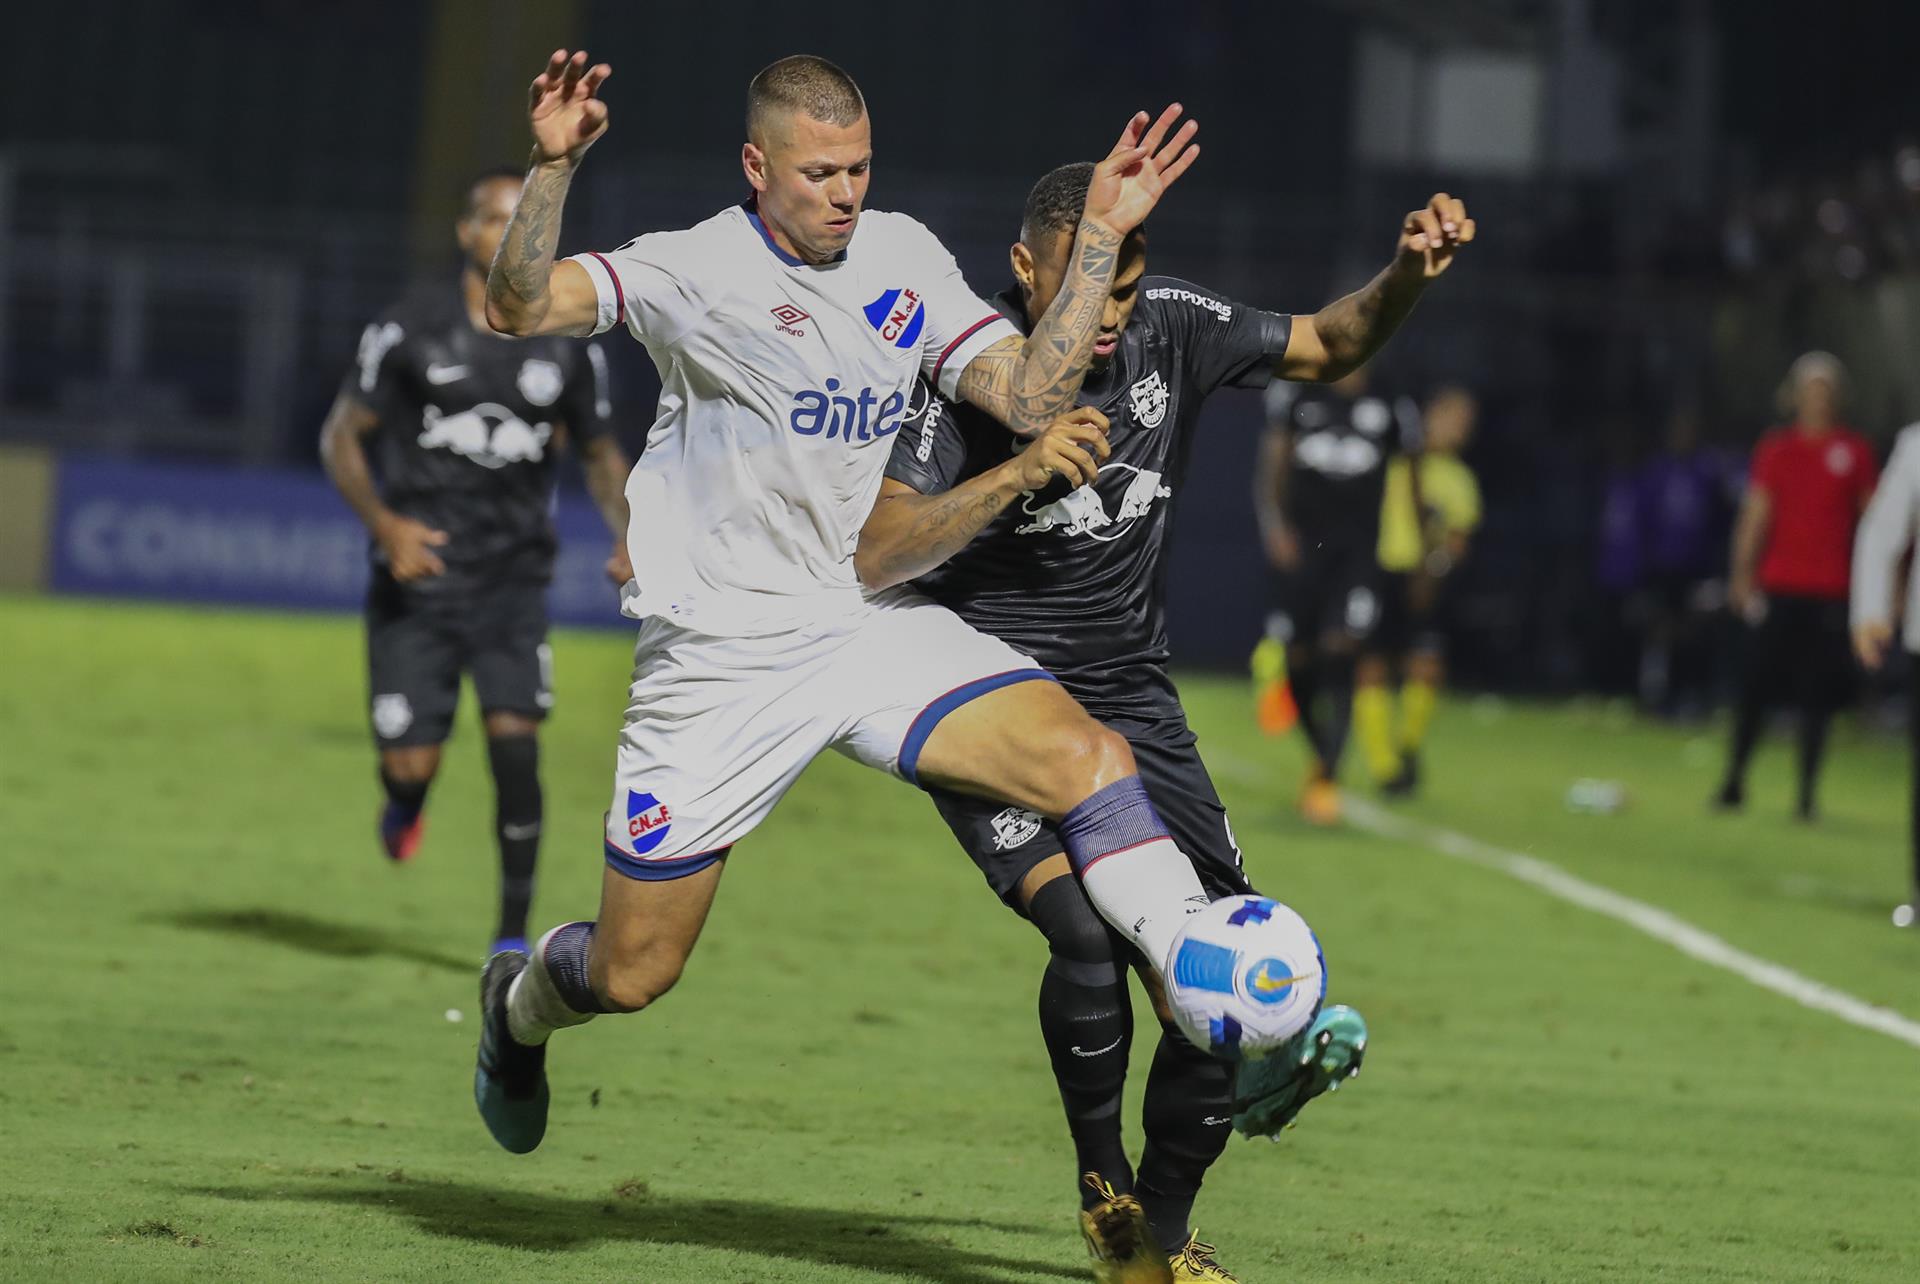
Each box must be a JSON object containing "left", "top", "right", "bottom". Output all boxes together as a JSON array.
[
  {"left": 376, "top": 743, "right": 439, "bottom": 862},
  {"left": 475, "top": 859, "right": 725, "bottom": 1152},
  {"left": 913, "top": 679, "right": 1208, "bottom": 974}
]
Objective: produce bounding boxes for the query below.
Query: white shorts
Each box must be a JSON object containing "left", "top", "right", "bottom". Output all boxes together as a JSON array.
[{"left": 603, "top": 590, "right": 1050, "bottom": 880}]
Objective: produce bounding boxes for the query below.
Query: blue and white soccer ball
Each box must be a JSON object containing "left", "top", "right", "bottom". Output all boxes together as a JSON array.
[{"left": 1166, "top": 895, "right": 1326, "bottom": 1058}]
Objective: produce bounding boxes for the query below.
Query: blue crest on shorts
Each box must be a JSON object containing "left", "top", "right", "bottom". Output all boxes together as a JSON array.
[
  {"left": 863, "top": 287, "right": 926, "bottom": 349},
  {"left": 625, "top": 790, "right": 673, "bottom": 855}
]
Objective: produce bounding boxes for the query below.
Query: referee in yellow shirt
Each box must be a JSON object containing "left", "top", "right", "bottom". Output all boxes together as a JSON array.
[{"left": 1355, "top": 386, "right": 1482, "bottom": 795}]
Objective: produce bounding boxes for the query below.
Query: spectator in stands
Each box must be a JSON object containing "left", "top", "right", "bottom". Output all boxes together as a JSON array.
[
  {"left": 1635, "top": 406, "right": 1738, "bottom": 718},
  {"left": 1589, "top": 420, "right": 1645, "bottom": 696},
  {"left": 1716, "top": 353, "right": 1879, "bottom": 820}
]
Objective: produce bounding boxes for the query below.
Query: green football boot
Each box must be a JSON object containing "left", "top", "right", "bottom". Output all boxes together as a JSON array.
[{"left": 1230, "top": 1004, "right": 1368, "bottom": 1140}]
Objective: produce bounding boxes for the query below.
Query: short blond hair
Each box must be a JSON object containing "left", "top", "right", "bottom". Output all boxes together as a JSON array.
[{"left": 746, "top": 55, "right": 866, "bottom": 147}]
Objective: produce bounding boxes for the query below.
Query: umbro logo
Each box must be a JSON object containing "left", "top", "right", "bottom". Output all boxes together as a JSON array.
[{"left": 771, "top": 303, "right": 810, "bottom": 337}]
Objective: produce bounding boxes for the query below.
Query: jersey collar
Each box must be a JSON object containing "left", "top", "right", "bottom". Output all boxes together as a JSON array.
[{"left": 741, "top": 199, "right": 848, "bottom": 266}]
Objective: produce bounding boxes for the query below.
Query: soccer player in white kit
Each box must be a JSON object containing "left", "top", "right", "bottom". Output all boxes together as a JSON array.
[{"left": 472, "top": 49, "right": 1216, "bottom": 1162}]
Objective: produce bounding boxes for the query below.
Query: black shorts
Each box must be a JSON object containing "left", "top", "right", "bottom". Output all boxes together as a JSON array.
[
  {"left": 1270, "top": 542, "right": 1386, "bottom": 650},
  {"left": 1740, "top": 593, "right": 1854, "bottom": 714},
  {"left": 927, "top": 711, "right": 1255, "bottom": 910},
  {"left": 364, "top": 569, "right": 552, "bottom": 747}
]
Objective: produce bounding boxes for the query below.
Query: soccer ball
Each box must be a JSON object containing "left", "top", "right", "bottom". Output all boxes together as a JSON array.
[{"left": 1166, "top": 895, "right": 1326, "bottom": 1058}]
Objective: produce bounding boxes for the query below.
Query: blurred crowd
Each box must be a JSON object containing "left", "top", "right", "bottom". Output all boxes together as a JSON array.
[
  {"left": 1722, "top": 139, "right": 1920, "bottom": 283},
  {"left": 1589, "top": 407, "right": 1744, "bottom": 718}
]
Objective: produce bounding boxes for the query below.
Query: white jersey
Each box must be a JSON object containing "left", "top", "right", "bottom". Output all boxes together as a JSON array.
[{"left": 567, "top": 203, "right": 1017, "bottom": 636}]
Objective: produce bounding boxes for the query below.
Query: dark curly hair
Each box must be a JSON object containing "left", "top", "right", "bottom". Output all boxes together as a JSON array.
[{"left": 1020, "top": 161, "right": 1097, "bottom": 248}]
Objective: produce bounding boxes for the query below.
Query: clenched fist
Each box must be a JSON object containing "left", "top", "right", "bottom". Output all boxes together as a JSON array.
[
  {"left": 1396, "top": 192, "right": 1476, "bottom": 278},
  {"left": 1009, "top": 407, "right": 1111, "bottom": 491}
]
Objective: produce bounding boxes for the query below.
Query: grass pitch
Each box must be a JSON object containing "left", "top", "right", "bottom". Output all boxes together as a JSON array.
[{"left": 1, "top": 595, "right": 1914, "bottom": 1283}]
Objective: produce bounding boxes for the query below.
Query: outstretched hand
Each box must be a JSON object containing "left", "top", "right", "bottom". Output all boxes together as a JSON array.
[
  {"left": 1396, "top": 193, "right": 1476, "bottom": 278},
  {"left": 529, "top": 49, "right": 613, "bottom": 164},
  {"left": 1083, "top": 104, "right": 1200, "bottom": 236}
]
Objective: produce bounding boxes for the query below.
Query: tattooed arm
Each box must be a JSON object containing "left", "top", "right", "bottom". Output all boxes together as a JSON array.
[
  {"left": 856, "top": 408, "right": 1110, "bottom": 590},
  {"left": 1279, "top": 192, "right": 1476, "bottom": 382},
  {"left": 955, "top": 217, "right": 1124, "bottom": 437},
  {"left": 486, "top": 49, "right": 613, "bottom": 337},
  {"left": 955, "top": 104, "right": 1201, "bottom": 436},
  {"left": 486, "top": 164, "right": 601, "bottom": 336}
]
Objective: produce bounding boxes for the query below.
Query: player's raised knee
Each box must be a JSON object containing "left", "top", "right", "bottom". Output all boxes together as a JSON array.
[
  {"left": 1033, "top": 717, "right": 1137, "bottom": 811},
  {"left": 1073, "top": 719, "right": 1138, "bottom": 785}
]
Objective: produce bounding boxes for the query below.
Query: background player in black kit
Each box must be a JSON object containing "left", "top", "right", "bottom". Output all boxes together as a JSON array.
[
  {"left": 319, "top": 169, "right": 632, "bottom": 956},
  {"left": 1254, "top": 368, "right": 1422, "bottom": 824},
  {"left": 858, "top": 162, "right": 1474, "bottom": 1282}
]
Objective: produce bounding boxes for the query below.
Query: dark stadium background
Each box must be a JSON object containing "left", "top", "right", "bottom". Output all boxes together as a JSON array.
[{"left": 6, "top": 0, "right": 1920, "bottom": 694}]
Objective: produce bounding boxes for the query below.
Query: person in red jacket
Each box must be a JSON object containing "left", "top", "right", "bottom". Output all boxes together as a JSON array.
[{"left": 1716, "top": 352, "right": 1879, "bottom": 820}]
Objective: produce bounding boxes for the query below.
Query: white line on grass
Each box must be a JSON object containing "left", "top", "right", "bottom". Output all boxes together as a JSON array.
[{"left": 1211, "top": 754, "right": 1920, "bottom": 1052}]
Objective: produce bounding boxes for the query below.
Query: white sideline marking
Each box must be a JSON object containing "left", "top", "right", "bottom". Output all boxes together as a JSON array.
[{"left": 1212, "top": 755, "right": 1920, "bottom": 1052}]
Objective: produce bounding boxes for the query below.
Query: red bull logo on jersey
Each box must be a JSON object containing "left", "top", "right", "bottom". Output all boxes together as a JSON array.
[
  {"left": 789, "top": 379, "right": 908, "bottom": 442},
  {"left": 1015, "top": 464, "right": 1171, "bottom": 540},
  {"left": 862, "top": 288, "right": 926, "bottom": 349},
  {"left": 625, "top": 790, "right": 673, "bottom": 855},
  {"left": 417, "top": 403, "right": 552, "bottom": 469}
]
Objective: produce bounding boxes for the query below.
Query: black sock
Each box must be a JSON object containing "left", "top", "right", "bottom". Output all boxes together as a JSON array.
[
  {"left": 1028, "top": 876, "right": 1134, "bottom": 1207},
  {"left": 379, "top": 769, "right": 430, "bottom": 822},
  {"left": 1136, "top": 1021, "right": 1234, "bottom": 1253},
  {"left": 1796, "top": 705, "right": 1831, "bottom": 817},
  {"left": 1724, "top": 680, "right": 1765, "bottom": 791},
  {"left": 486, "top": 735, "right": 542, "bottom": 942},
  {"left": 1289, "top": 653, "right": 1333, "bottom": 775},
  {"left": 1308, "top": 650, "right": 1357, "bottom": 776}
]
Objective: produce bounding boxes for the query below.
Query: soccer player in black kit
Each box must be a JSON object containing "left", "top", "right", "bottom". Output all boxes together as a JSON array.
[
  {"left": 858, "top": 163, "right": 1474, "bottom": 1282},
  {"left": 1254, "top": 368, "right": 1422, "bottom": 824},
  {"left": 319, "top": 169, "right": 632, "bottom": 956}
]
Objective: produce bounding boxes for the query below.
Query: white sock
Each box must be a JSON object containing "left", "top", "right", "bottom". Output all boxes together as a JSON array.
[
  {"left": 1077, "top": 836, "right": 1209, "bottom": 975},
  {"left": 506, "top": 931, "right": 599, "bottom": 1046}
]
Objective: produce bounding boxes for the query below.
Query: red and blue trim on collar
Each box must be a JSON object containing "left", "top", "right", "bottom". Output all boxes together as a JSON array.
[{"left": 741, "top": 199, "right": 848, "bottom": 266}]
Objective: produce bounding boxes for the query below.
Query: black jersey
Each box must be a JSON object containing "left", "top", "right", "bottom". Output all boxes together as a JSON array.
[
  {"left": 342, "top": 285, "right": 612, "bottom": 587},
  {"left": 1262, "top": 381, "right": 1419, "bottom": 549},
  {"left": 885, "top": 277, "right": 1291, "bottom": 717}
]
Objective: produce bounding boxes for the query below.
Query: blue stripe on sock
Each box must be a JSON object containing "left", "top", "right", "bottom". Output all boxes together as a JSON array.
[
  {"left": 540, "top": 921, "right": 606, "bottom": 1014},
  {"left": 896, "top": 668, "right": 1055, "bottom": 786},
  {"left": 1058, "top": 776, "right": 1169, "bottom": 875}
]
